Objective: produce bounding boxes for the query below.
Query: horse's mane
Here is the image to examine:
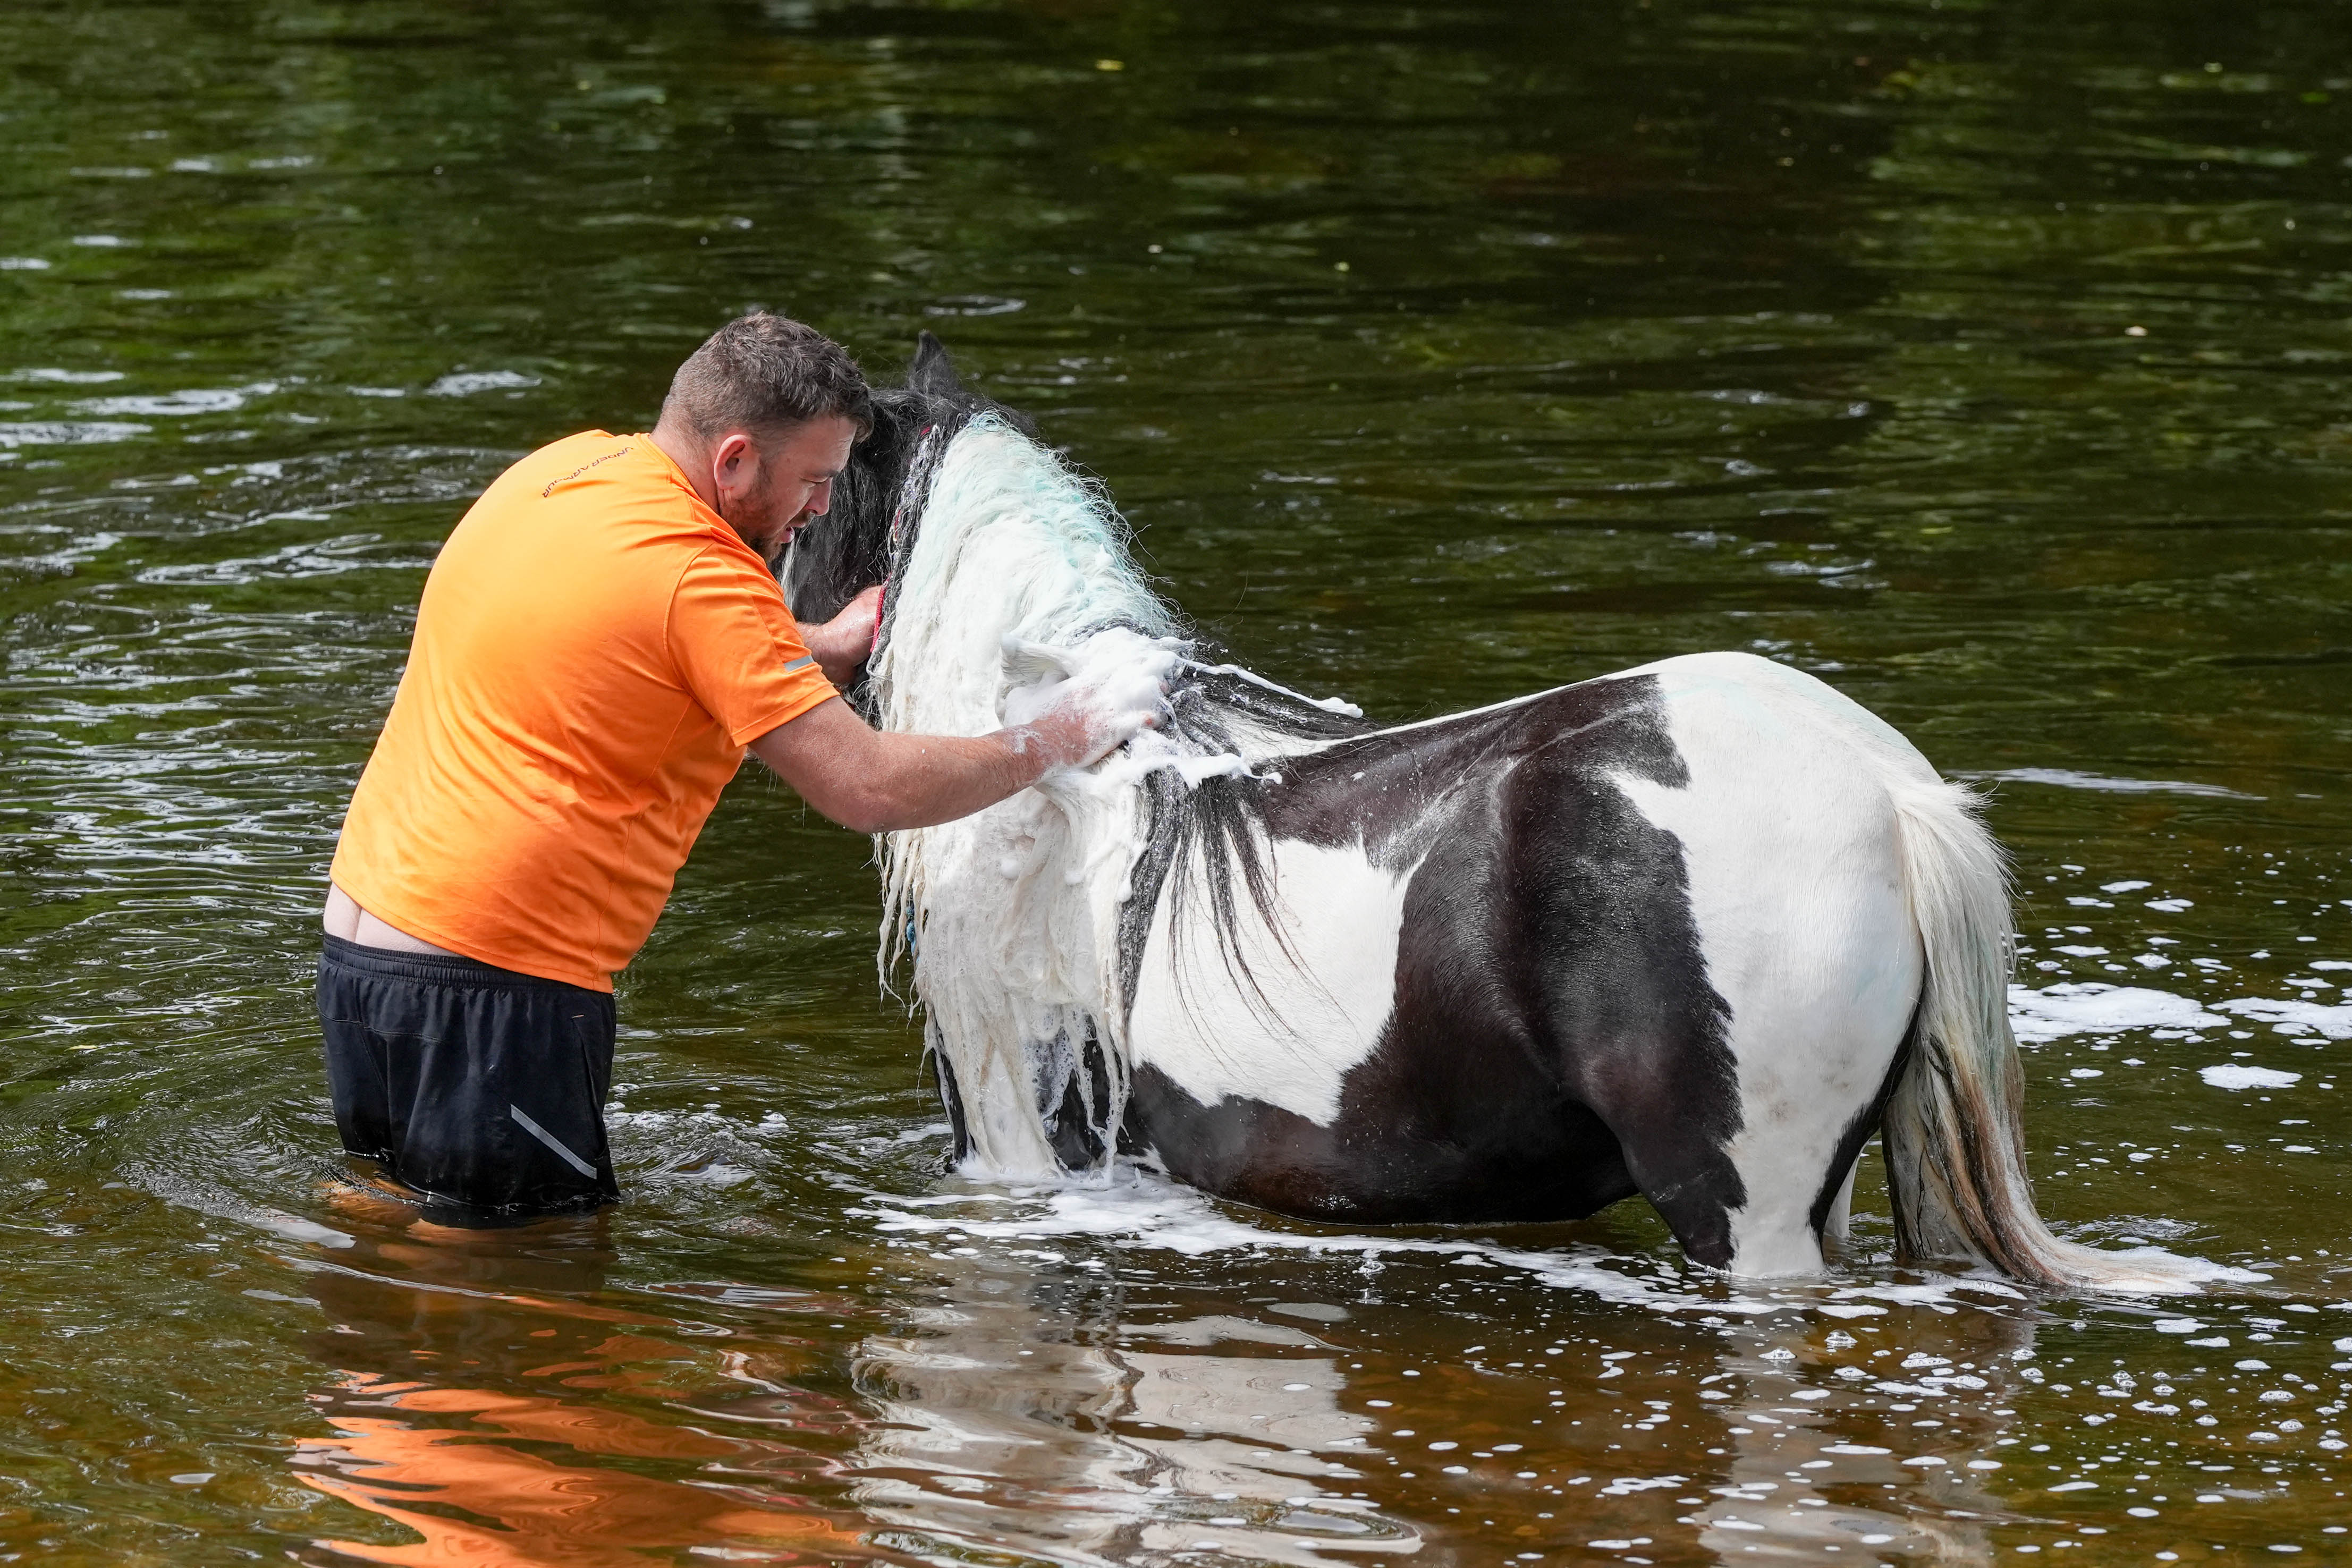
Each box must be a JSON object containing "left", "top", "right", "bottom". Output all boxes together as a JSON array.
[
  {"left": 1115, "top": 667, "right": 1368, "bottom": 1036},
  {"left": 863, "top": 409, "right": 1369, "bottom": 1172}
]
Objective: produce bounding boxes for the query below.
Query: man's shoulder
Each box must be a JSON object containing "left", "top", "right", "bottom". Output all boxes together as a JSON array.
[
  {"left": 503, "top": 431, "right": 691, "bottom": 512},
  {"left": 514, "top": 430, "right": 639, "bottom": 495},
  {"left": 432, "top": 434, "right": 718, "bottom": 608},
  {"left": 459, "top": 431, "right": 716, "bottom": 543}
]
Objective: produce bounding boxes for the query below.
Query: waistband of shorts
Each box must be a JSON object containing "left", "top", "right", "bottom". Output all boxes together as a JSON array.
[{"left": 320, "top": 933, "right": 589, "bottom": 993}]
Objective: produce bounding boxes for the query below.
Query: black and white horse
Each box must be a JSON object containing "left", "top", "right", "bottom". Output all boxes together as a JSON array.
[{"left": 787, "top": 334, "right": 2211, "bottom": 1290}]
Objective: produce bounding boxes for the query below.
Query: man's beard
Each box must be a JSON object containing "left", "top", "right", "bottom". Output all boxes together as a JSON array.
[
  {"left": 716, "top": 473, "right": 775, "bottom": 547},
  {"left": 718, "top": 474, "right": 814, "bottom": 571}
]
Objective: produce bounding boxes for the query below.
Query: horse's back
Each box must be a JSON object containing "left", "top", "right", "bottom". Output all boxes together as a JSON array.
[{"left": 1620, "top": 649, "right": 1938, "bottom": 785}]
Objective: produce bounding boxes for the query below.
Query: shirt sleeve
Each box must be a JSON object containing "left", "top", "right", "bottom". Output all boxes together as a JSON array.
[{"left": 666, "top": 547, "right": 840, "bottom": 745}]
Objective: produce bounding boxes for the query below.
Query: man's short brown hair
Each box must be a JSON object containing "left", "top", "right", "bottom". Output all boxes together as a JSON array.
[{"left": 662, "top": 311, "right": 874, "bottom": 440}]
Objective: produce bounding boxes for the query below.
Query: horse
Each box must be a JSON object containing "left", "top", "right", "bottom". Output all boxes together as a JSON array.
[{"left": 784, "top": 333, "right": 2216, "bottom": 1290}]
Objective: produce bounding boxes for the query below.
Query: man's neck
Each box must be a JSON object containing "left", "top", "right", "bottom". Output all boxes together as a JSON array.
[{"left": 648, "top": 421, "right": 719, "bottom": 512}]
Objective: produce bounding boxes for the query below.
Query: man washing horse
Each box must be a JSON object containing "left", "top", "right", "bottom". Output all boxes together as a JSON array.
[{"left": 319, "top": 312, "right": 1156, "bottom": 1227}]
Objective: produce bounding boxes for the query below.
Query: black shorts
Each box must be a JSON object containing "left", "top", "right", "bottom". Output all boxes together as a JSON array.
[{"left": 317, "top": 935, "right": 621, "bottom": 1225}]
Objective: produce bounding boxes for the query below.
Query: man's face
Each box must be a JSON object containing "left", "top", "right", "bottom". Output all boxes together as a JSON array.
[{"left": 712, "top": 415, "right": 859, "bottom": 553}]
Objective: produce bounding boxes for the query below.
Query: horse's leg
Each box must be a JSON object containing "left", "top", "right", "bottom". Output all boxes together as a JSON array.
[
  {"left": 1822, "top": 1152, "right": 1858, "bottom": 1250},
  {"left": 1556, "top": 865, "right": 1912, "bottom": 1278},
  {"left": 1711, "top": 960, "right": 1918, "bottom": 1277},
  {"left": 926, "top": 1018, "right": 973, "bottom": 1166},
  {"left": 1493, "top": 736, "right": 1764, "bottom": 1269}
]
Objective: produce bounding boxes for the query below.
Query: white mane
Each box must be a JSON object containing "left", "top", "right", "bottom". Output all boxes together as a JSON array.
[{"left": 867, "top": 415, "right": 1186, "bottom": 1175}]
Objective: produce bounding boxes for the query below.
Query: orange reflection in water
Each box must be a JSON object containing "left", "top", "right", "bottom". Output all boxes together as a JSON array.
[
  {"left": 298, "top": 1373, "right": 870, "bottom": 1566},
  {"left": 290, "top": 1215, "right": 883, "bottom": 1567}
]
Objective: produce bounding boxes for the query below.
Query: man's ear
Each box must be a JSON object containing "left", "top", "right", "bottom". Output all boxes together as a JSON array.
[{"left": 710, "top": 430, "right": 757, "bottom": 486}]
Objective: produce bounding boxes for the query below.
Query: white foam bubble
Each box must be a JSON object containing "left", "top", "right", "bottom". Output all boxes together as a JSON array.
[
  {"left": 1003, "top": 628, "right": 1177, "bottom": 737},
  {"left": 2200, "top": 1064, "right": 2301, "bottom": 1090},
  {"left": 2009, "top": 982, "right": 2225, "bottom": 1042},
  {"left": 1188, "top": 656, "right": 1364, "bottom": 717},
  {"left": 2214, "top": 997, "right": 2352, "bottom": 1040}
]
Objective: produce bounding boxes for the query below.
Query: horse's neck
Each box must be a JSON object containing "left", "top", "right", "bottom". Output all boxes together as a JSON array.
[
  {"left": 859, "top": 418, "right": 1178, "bottom": 1170},
  {"left": 864, "top": 417, "right": 1375, "bottom": 1172},
  {"left": 872, "top": 696, "right": 1150, "bottom": 1176}
]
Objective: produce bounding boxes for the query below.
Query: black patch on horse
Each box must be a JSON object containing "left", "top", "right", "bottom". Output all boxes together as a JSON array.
[{"left": 1120, "top": 677, "right": 1751, "bottom": 1262}]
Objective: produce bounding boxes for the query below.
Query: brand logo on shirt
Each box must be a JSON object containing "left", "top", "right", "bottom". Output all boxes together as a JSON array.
[{"left": 542, "top": 445, "right": 633, "bottom": 498}]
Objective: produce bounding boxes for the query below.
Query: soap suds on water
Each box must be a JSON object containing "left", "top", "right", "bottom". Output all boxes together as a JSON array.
[
  {"left": 2213, "top": 996, "right": 2352, "bottom": 1040},
  {"left": 2008, "top": 980, "right": 2352, "bottom": 1044},
  {"left": 854, "top": 1165, "right": 2254, "bottom": 1316},
  {"left": 2200, "top": 1064, "right": 2303, "bottom": 1091},
  {"left": 2007, "top": 982, "right": 2225, "bottom": 1042},
  {"left": 860, "top": 1171, "right": 1776, "bottom": 1317}
]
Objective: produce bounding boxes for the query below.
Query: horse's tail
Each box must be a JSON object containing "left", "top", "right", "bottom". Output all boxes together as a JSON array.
[{"left": 1879, "top": 773, "right": 2224, "bottom": 1292}]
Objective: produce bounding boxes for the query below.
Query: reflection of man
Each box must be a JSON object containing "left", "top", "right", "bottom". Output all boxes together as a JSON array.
[
  {"left": 320, "top": 312, "right": 1150, "bottom": 1227},
  {"left": 295, "top": 1232, "right": 876, "bottom": 1565}
]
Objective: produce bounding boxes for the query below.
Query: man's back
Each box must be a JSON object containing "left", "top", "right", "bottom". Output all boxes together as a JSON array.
[{"left": 331, "top": 430, "right": 834, "bottom": 990}]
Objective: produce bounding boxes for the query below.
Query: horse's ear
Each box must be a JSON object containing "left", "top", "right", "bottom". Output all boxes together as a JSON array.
[{"left": 908, "top": 330, "right": 967, "bottom": 400}]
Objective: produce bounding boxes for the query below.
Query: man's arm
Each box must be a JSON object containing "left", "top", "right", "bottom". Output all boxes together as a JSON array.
[
  {"left": 800, "top": 586, "right": 883, "bottom": 689},
  {"left": 748, "top": 682, "right": 1147, "bottom": 834}
]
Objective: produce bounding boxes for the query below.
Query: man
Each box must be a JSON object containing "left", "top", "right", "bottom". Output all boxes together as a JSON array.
[{"left": 320, "top": 312, "right": 1149, "bottom": 1226}]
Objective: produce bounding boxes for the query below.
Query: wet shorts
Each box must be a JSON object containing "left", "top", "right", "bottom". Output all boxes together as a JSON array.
[{"left": 317, "top": 935, "right": 621, "bottom": 1225}]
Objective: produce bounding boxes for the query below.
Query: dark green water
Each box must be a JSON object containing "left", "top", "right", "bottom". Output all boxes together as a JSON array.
[{"left": 4, "top": 1, "right": 2350, "bottom": 1562}]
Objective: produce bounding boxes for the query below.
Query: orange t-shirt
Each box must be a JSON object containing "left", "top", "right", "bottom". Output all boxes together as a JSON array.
[{"left": 330, "top": 431, "right": 839, "bottom": 990}]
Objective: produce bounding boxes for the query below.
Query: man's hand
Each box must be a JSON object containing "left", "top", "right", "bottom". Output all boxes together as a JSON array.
[
  {"left": 1010, "top": 672, "right": 1161, "bottom": 772},
  {"left": 801, "top": 586, "right": 884, "bottom": 688}
]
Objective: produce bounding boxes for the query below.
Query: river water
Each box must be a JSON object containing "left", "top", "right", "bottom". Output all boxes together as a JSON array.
[{"left": 3, "top": 1, "right": 2349, "bottom": 1562}]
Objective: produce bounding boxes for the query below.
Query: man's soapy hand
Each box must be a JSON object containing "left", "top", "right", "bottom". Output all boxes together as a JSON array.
[
  {"left": 1040, "top": 701, "right": 1148, "bottom": 771},
  {"left": 1009, "top": 662, "right": 1169, "bottom": 772}
]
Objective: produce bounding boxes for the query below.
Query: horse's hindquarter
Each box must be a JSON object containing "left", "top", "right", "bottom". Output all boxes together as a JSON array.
[
  {"left": 1616, "top": 654, "right": 1926, "bottom": 1273},
  {"left": 1123, "top": 652, "right": 1924, "bottom": 1272}
]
